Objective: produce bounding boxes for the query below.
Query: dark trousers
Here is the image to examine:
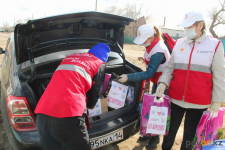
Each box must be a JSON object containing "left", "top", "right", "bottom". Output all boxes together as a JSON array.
[
  {"left": 36, "top": 114, "right": 91, "bottom": 150},
  {"left": 162, "top": 103, "right": 207, "bottom": 150}
]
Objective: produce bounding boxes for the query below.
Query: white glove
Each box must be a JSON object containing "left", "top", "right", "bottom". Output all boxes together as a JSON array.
[
  {"left": 156, "top": 83, "right": 166, "bottom": 97},
  {"left": 118, "top": 74, "right": 128, "bottom": 83},
  {"left": 210, "top": 102, "right": 220, "bottom": 113}
]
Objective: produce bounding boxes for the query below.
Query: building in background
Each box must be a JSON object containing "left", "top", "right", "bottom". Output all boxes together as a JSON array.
[
  {"left": 160, "top": 26, "right": 185, "bottom": 38},
  {"left": 124, "top": 16, "right": 184, "bottom": 44},
  {"left": 124, "top": 16, "right": 146, "bottom": 37}
]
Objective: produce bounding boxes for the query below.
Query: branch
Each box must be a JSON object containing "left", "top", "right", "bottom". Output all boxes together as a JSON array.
[{"left": 219, "top": 0, "right": 225, "bottom": 7}]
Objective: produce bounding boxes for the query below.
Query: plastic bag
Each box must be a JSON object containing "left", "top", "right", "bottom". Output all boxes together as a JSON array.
[
  {"left": 192, "top": 108, "right": 225, "bottom": 150},
  {"left": 126, "top": 86, "right": 134, "bottom": 105},
  {"left": 140, "top": 93, "right": 171, "bottom": 136}
]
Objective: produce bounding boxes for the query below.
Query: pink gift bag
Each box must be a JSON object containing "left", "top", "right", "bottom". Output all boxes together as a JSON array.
[
  {"left": 192, "top": 108, "right": 225, "bottom": 150},
  {"left": 140, "top": 93, "right": 171, "bottom": 136},
  {"left": 102, "top": 73, "right": 111, "bottom": 95}
]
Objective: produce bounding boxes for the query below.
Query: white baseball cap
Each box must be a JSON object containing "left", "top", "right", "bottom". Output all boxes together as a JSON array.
[
  {"left": 133, "top": 24, "right": 154, "bottom": 45},
  {"left": 179, "top": 12, "right": 204, "bottom": 27}
]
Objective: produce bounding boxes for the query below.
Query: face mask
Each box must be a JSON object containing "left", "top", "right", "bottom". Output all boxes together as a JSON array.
[
  {"left": 142, "top": 43, "right": 150, "bottom": 47},
  {"left": 184, "top": 28, "right": 198, "bottom": 39}
]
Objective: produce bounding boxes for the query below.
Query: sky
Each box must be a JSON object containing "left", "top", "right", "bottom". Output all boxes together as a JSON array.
[{"left": 0, "top": 0, "right": 224, "bottom": 36}]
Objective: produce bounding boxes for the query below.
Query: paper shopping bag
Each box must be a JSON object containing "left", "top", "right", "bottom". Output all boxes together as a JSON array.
[{"left": 107, "top": 81, "right": 129, "bottom": 109}]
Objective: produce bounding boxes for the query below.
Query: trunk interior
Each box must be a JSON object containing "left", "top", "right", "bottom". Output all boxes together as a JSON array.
[{"left": 24, "top": 64, "right": 141, "bottom": 124}]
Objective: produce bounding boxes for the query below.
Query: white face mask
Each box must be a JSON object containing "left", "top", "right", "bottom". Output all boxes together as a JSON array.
[
  {"left": 142, "top": 43, "right": 150, "bottom": 47},
  {"left": 184, "top": 28, "right": 198, "bottom": 39}
]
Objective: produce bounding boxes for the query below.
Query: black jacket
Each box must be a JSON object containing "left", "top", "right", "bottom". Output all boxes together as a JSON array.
[{"left": 86, "top": 63, "right": 106, "bottom": 109}]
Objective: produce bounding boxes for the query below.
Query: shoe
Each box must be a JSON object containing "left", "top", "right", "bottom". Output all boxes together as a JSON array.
[
  {"left": 138, "top": 136, "right": 150, "bottom": 141},
  {"left": 146, "top": 136, "right": 160, "bottom": 150}
]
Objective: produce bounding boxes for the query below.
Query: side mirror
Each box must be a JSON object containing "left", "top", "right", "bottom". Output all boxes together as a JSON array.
[{"left": 0, "top": 47, "right": 5, "bottom": 54}]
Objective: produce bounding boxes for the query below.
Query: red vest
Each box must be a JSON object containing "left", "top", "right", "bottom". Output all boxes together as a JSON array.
[
  {"left": 168, "top": 36, "right": 221, "bottom": 105},
  {"left": 34, "top": 53, "right": 104, "bottom": 118},
  {"left": 144, "top": 38, "right": 170, "bottom": 84}
]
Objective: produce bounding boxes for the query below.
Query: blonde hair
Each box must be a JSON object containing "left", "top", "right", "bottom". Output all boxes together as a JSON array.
[{"left": 153, "top": 26, "right": 163, "bottom": 40}]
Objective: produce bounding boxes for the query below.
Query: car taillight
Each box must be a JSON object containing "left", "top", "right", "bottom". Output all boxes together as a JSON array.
[
  {"left": 138, "top": 79, "right": 150, "bottom": 102},
  {"left": 6, "top": 95, "right": 37, "bottom": 131}
]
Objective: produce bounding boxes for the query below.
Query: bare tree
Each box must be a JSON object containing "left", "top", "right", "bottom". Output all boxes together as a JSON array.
[
  {"left": 209, "top": 0, "right": 225, "bottom": 38},
  {"left": 105, "top": 3, "right": 152, "bottom": 37},
  {"left": 104, "top": 5, "right": 124, "bottom": 16},
  {"left": 104, "top": 3, "right": 144, "bottom": 20},
  {"left": 3, "top": 22, "right": 10, "bottom": 30},
  {"left": 123, "top": 4, "right": 142, "bottom": 20}
]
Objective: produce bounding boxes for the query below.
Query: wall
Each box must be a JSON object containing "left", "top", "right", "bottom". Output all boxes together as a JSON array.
[{"left": 160, "top": 28, "right": 185, "bottom": 37}]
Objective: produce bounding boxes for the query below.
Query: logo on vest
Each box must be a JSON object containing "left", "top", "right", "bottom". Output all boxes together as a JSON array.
[
  {"left": 180, "top": 48, "right": 185, "bottom": 52},
  {"left": 199, "top": 51, "right": 213, "bottom": 54}
]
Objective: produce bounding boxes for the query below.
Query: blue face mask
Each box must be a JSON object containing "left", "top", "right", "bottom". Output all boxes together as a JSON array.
[{"left": 184, "top": 28, "right": 198, "bottom": 39}]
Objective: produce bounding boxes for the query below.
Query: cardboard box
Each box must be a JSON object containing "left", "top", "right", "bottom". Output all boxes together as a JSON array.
[
  {"left": 88, "top": 97, "right": 108, "bottom": 117},
  {"left": 101, "top": 98, "right": 108, "bottom": 113}
]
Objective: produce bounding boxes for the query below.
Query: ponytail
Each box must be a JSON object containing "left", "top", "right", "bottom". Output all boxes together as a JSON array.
[{"left": 153, "top": 26, "right": 162, "bottom": 40}]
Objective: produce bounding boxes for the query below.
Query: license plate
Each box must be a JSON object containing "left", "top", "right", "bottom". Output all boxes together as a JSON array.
[{"left": 90, "top": 129, "right": 123, "bottom": 149}]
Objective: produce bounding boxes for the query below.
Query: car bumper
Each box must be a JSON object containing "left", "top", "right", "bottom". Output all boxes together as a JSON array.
[
  {"left": 89, "top": 109, "right": 140, "bottom": 149},
  {"left": 11, "top": 110, "right": 140, "bottom": 149},
  {"left": 10, "top": 127, "right": 42, "bottom": 148}
]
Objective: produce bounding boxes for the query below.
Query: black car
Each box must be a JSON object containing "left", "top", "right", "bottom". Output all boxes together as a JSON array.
[{"left": 0, "top": 12, "right": 146, "bottom": 150}]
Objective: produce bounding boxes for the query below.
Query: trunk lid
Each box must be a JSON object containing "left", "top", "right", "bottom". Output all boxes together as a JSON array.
[{"left": 14, "top": 11, "right": 134, "bottom": 64}]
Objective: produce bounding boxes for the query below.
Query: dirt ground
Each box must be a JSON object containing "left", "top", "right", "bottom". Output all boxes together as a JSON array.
[{"left": 0, "top": 32, "right": 224, "bottom": 150}]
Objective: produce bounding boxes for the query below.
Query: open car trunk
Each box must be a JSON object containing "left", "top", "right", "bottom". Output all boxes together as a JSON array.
[{"left": 25, "top": 63, "right": 142, "bottom": 124}]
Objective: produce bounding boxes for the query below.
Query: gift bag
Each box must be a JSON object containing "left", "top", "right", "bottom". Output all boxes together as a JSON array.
[
  {"left": 140, "top": 93, "right": 171, "bottom": 136},
  {"left": 192, "top": 108, "right": 225, "bottom": 150},
  {"left": 146, "top": 105, "right": 168, "bottom": 135},
  {"left": 126, "top": 86, "right": 134, "bottom": 105},
  {"left": 88, "top": 97, "right": 102, "bottom": 117},
  {"left": 107, "top": 81, "right": 129, "bottom": 109},
  {"left": 102, "top": 73, "right": 111, "bottom": 95}
]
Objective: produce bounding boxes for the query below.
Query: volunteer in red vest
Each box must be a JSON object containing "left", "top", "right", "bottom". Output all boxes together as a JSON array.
[
  {"left": 119, "top": 24, "right": 170, "bottom": 150},
  {"left": 34, "top": 43, "right": 110, "bottom": 150},
  {"left": 156, "top": 12, "right": 225, "bottom": 150}
]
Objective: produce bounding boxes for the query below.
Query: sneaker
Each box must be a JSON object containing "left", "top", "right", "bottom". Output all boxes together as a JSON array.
[
  {"left": 138, "top": 136, "right": 150, "bottom": 141},
  {"left": 146, "top": 136, "right": 160, "bottom": 150}
]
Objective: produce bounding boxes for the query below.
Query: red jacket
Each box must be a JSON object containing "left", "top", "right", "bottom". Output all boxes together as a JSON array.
[
  {"left": 34, "top": 53, "right": 104, "bottom": 118},
  {"left": 168, "top": 36, "right": 220, "bottom": 105}
]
